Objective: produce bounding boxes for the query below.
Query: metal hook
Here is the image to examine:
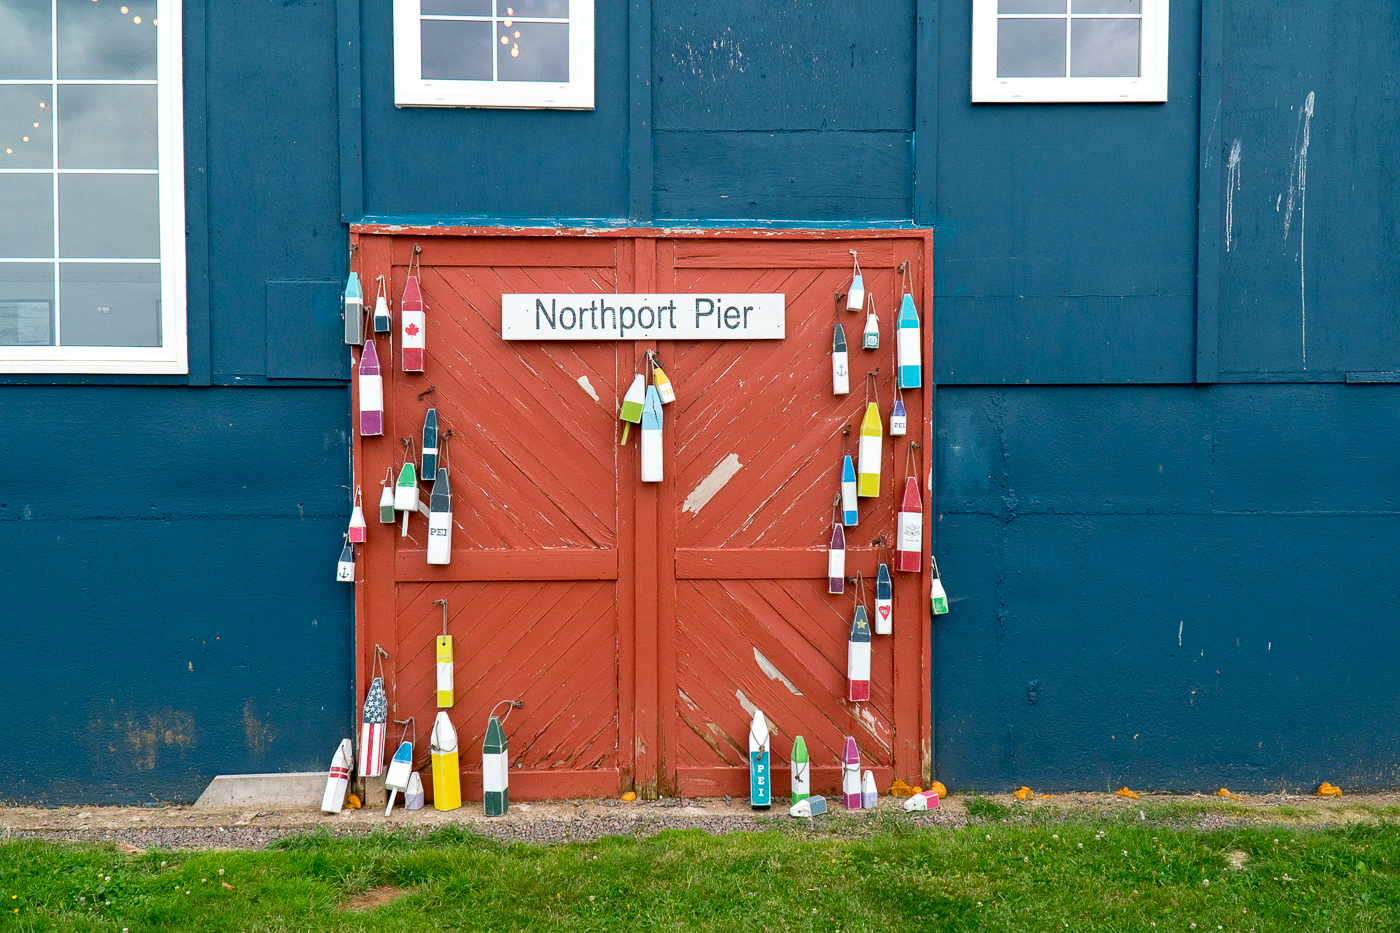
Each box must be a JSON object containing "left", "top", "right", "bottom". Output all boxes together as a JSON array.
[{"left": 417, "top": 384, "right": 436, "bottom": 402}]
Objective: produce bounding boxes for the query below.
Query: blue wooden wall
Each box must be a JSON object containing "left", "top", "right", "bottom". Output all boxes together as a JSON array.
[{"left": 3, "top": 0, "right": 1397, "bottom": 802}]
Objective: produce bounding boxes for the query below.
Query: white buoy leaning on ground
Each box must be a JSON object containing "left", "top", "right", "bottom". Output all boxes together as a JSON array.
[
  {"left": 902, "top": 790, "right": 940, "bottom": 811},
  {"left": 861, "top": 769, "right": 878, "bottom": 809},
  {"left": 405, "top": 771, "right": 425, "bottom": 810},
  {"left": 384, "top": 738, "right": 414, "bottom": 814},
  {"left": 790, "top": 795, "right": 827, "bottom": 817},
  {"left": 320, "top": 738, "right": 353, "bottom": 813}
]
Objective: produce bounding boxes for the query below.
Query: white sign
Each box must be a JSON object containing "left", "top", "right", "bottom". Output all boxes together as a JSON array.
[{"left": 501, "top": 294, "right": 785, "bottom": 340}]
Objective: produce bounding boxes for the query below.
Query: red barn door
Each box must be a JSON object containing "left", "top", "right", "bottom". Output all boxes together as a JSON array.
[{"left": 351, "top": 229, "right": 932, "bottom": 799}]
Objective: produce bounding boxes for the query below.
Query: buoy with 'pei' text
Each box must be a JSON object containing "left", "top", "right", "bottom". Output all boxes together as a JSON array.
[
  {"left": 640, "top": 385, "right": 663, "bottom": 482},
  {"left": 832, "top": 324, "right": 850, "bottom": 395},
  {"left": 653, "top": 361, "right": 676, "bottom": 404},
  {"left": 828, "top": 521, "right": 846, "bottom": 595},
  {"left": 358, "top": 676, "right": 387, "bottom": 778},
  {"left": 343, "top": 271, "right": 363, "bottom": 346},
  {"left": 427, "top": 467, "right": 452, "bottom": 565},
  {"left": 483, "top": 715, "right": 509, "bottom": 816},
  {"left": 890, "top": 398, "right": 907, "bottom": 436},
  {"left": 790, "top": 735, "right": 810, "bottom": 803},
  {"left": 336, "top": 537, "right": 355, "bottom": 583},
  {"left": 858, "top": 403, "right": 882, "bottom": 497},
  {"left": 896, "top": 477, "right": 923, "bottom": 572},
  {"left": 848, "top": 604, "right": 872, "bottom": 702},
  {"left": 842, "top": 737, "right": 862, "bottom": 810},
  {"left": 841, "top": 454, "right": 858, "bottom": 526},
  {"left": 320, "top": 739, "right": 352, "bottom": 813},
  {"left": 358, "top": 339, "right": 384, "bottom": 437},
  {"left": 875, "top": 560, "right": 893, "bottom": 635},
  {"left": 400, "top": 275, "right": 425, "bottom": 372},
  {"left": 749, "top": 709, "right": 771, "bottom": 809},
  {"left": 430, "top": 711, "right": 461, "bottom": 811}
]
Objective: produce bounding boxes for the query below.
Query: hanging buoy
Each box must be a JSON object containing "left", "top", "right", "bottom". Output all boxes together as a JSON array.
[
  {"left": 427, "top": 467, "right": 452, "bottom": 565},
  {"left": 373, "top": 274, "right": 391, "bottom": 334},
  {"left": 858, "top": 402, "right": 882, "bottom": 497},
  {"left": 483, "top": 715, "right": 509, "bottom": 817},
  {"left": 790, "top": 735, "right": 809, "bottom": 804},
  {"left": 861, "top": 769, "right": 879, "bottom": 809},
  {"left": 827, "top": 520, "right": 846, "bottom": 595},
  {"left": 343, "top": 271, "right": 364, "bottom": 346},
  {"left": 790, "top": 795, "right": 827, "bottom": 817},
  {"left": 430, "top": 711, "right": 461, "bottom": 811},
  {"left": 434, "top": 598, "right": 453, "bottom": 706},
  {"left": 845, "top": 251, "right": 864, "bottom": 312},
  {"left": 841, "top": 454, "right": 858, "bottom": 525},
  {"left": 400, "top": 271, "right": 425, "bottom": 373},
  {"left": 862, "top": 296, "right": 879, "bottom": 350},
  {"left": 358, "top": 664, "right": 387, "bottom": 778},
  {"left": 336, "top": 536, "right": 355, "bottom": 583},
  {"left": 378, "top": 479, "right": 395, "bottom": 524},
  {"left": 848, "top": 603, "right": 872, "bottom": 703},
  {"left": 358, "top": 339, "right": 383, "bottom": 437},
  {"left": 748, "top": 708, "right": 771, "bottom": 809},
  {"left": 875, "top": 557, "right": 893, "bottom": 635},
  {"left": 842, "top": 736, "right": 862, "bottom": 810},
  {"left": 890, "top": 398, "right": 907, "bottom": 436},
  {"left": 652, "top": 356, "right": 677, "bottom": 404},
  {"left": 930, "top": 556, "right": 950, "bottom": 616},
  {"left": 640, "top": 385, "right": 663, "bottom": 482},
  {"left": 320, "top": 738, "right": 353, "bottom": 813},
  {"left": 832, "top": 323, "right": 850, "bottom": 395},
  {"left": 404, "top": 771, "right": 425, "bottom": 810},
  {"left": 619, "top": 373, "right": 645, "bottom": 445},
  {"left": 384, "top": 730, "right": 415, "bottom": 815},
  {"left": 348, "top": 487, "right": 367, "bottom": 544},
  {"left": 422, "top": 406, "right": 439, "bottom": 477},
  {"left": 395, "top": 459, "right": 418, "bottom": 537},
  {"left": 898, "top": 291, "right": 922, "bottom": 389},
  {"left": 897, "top": 476, "right": 923, "bottom": 572}
]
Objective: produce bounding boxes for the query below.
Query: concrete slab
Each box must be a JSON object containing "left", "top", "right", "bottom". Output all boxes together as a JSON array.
[{"left": 194, "top": 772, "right": 327, "bottom": 809}]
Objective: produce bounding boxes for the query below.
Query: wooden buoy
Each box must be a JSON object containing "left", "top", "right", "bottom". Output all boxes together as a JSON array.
[
  {"left": 342, "top": 271, "right": 363, "bottom": 346},
  {"left": 358, "top": 339, "right": 383, "bottom": 437},
  {"left": 384, "top": 734, "right": 414, "bottom": 815},
  {"left": 619, "top": 373, "right": 645, "bottom": 445},
  {"left": 845, "top": 251, "right": 864, "bottom": 312},
  {"left": 861, "top": 770, "right": 878, "bottom": 808},
  {"left": 320, "top": 738, "right": 353, "bottom": 813},
  {"left": 336, "top": 537, "right": 355, "bottom": 583},
  {"left": 842, "top": 736, "right": 861, "bottom": 810},
  {"left": 902, "top": 790, "right": 940, "bottom": 811},
  {"left": 847, "top": 603, "right": 871, "bottom": 702},
  {"left": 358, "top": 669, "right": 387, "bottom": 778},
  {"left": 404, "top": 771, "right": 425, "bottom": 810},
  {"left": 789, "top": 795, "right": 827, "bottom": 817},
  {"left": 430, "top": 711, "right": 462, "bottom": 811},
  {"left": 897, "top": 291, "right": 922, "bottom": 389},
  {"left": 827, "top": 520, "right": 846, "bottom": 595},
  {"left": 748, "top": 709, "right": 771, "bottom": 809},
  {"left": 862, "top": 297, "right": 879, "bottom": 350},
  {"left": 832, "top": 323, "right": 850, "bottom": 395},
  {"left": 394, "top": 461, "right": 419, "bottom": 537},
  {"left": 434, "top": 598, "right": 453, "bottom": 706},
  {"left": 930, "top": 557, "right": 949, "bottom": 615},
  {"left": 652, "top": 357, "right": 676, "bottom": 404},
  {"left": 875, "top": 558, "right": 893, "bottom": 635},
  {"left": 841, "top": 454, "right": 858, "bottom": 526},
  {"left": 790, "top": 735, "right": 810, "bottom": 803},
  {"left": 640, "top": 385, "right": 663, "bottom": 482},
  {"left": 373, "top": 274, "right": 391, "bottom": 333},
  {"left": 348, "top": 487, "right": 367, "bottom": 544},
  {"left": 378, "top": 479, "right": 395, "bottom": 524},
  {"left": 400, "top": 274, "right": 425, "bottom": 373},
  {"left": 422, "top": 407, "right": 439, "bottom": 477},
  {"left": 896, "top": 476, "right": 923, "bottom": 572},
  {"left": 890, "top": 397, "right": 907, "bottom": 436},
  {"left": 427, "top": 467, "right": 452, "bottom": 564},
  {"left": 857, "top": 402, "right": 882, "bottom": 497},
  {"left": 483, "top": 715, "right": 509, "bottom": 816}
]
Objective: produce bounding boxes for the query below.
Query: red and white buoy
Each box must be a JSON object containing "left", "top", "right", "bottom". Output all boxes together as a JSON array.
[
  {"left": 896, "top": 476, "right": 923, "bottom": 572},
  {"left": 348, "top": 486, "right": 367, "bottom": 544},
  {"left": 320, "top": 738, "right": 353, "bottom": 813},
  {"left": 847, "top": 603, "right": 871, "bottom": 702},
  {"left": 401, "top": 273, "right": 425, "bottom": 372}
]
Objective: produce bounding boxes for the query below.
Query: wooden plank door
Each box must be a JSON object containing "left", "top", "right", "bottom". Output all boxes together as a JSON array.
[
  {"left": 352, "top": 233, "right": 631, "bottom": 799},
  {"left": 654, "top": 233, "right": 934, "bottom": 796}
]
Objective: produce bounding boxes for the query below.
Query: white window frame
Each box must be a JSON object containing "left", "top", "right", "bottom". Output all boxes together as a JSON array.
[
  {"left": 0, "top": 0, "right": 186, "bottom": 374},
  {"left": 971, "top": 0, "right": 1169, "bottom": 103},
  {"left": 394, "top": 0, "right": 594, "bottom": 110}
]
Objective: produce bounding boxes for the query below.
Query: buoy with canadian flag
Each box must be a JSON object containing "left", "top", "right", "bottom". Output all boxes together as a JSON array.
[{"left": 400, "top": 248, "right": 425, "bottom": 372}]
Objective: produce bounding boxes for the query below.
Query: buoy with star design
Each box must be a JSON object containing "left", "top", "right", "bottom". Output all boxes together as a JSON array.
[
  {"left": 847, "top": 593, "right": 872, "bottom": 703},
  {"left": 358, "top": 658, "right": 388, "bottom": 778}
]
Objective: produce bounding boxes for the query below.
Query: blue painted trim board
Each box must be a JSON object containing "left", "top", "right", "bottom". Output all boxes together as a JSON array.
[
  {"left": 628, "top": 0, "right": 652, "bottom": 221},
  {"left": 1195, "top": 0, "right": 1223, "bottom": 383},
  {"left": 183, "top": 0, "right": 211, "bottom": 386},
  {"left": 913, "top": 0, "right": 937, "bottom": 227},
  {"left": 337, "top": 0, "right": 365, "bottom": 223}
]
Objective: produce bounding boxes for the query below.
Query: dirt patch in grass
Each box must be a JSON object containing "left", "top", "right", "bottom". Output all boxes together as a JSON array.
[{"left": 342, "top": 885, "right": 408, "bottom": 911}]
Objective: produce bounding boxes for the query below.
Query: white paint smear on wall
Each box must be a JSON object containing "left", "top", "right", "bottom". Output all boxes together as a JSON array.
[
  {"left": 683, "top": 453, "right": 743, "bottom": 514},
  {"left": 576, "top": 375, "right": 599, "bottom": 401},
  {"left": 753, "top": 648, "right": 803, "bottom": 696}
]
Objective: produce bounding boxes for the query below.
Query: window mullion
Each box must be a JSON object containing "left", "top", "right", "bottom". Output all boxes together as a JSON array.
[{"left": 50, "top": 0, "right": 60, "bottom": 347}]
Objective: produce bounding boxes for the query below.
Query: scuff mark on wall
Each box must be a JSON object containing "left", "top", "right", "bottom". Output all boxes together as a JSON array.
[
  {"left": 1225, "top": 140, "right": 1242, "bottom": 251},
  {"left": 753, "top": 647, "right": 803, "bottom": 695},
  {"left": 683, "top": 453, "right": 743, "bottom": 514},
  {"left": 576, "top": 375, "right": 599, "bottom": 402},
  {"left": 1283, "top": 92, "right": 1316, "bottom": 368},
  {"left": 90, "top": 708, "right": 196, "bottom": 772}
]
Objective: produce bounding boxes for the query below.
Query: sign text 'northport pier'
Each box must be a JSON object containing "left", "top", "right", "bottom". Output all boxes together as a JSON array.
[{"left": 501, "top": 294, "right": 785, "bottom": 340}]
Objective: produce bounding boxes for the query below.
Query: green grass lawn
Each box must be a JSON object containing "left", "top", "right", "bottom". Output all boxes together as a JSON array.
[{"left": 2, "top": 808, "right": 1397, "bottom": 932}]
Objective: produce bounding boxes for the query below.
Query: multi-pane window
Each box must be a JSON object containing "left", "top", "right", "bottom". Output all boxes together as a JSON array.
[
  {"left": 394, "top": 0, "right": 593, "bottom": 109},
  {"left": 0, "top": 0, "right": 185, "bottom": 373},
  {"left": 972, "top": 0, "right": 1169, "bottom": 103}
]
